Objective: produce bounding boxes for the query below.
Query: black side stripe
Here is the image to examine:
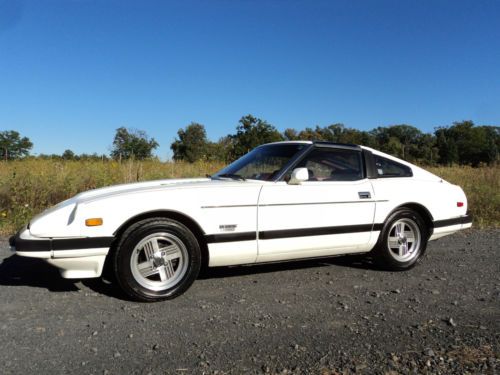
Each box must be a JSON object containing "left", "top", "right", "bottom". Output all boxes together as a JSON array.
[
  {"left": 51, "top": 237, "right": 115, "bottom": 251},
  {"left": 433, "top": 215, "right": 472, "bottom": 228},
  {"left": 205, "top": 232, "right": 256, "bottom": 244},
  {"left": 205, "top": 223, "right": 384, "bottom": 244},
  {"left": 260, "top": 224, "right": 377, "bottom": 240}
]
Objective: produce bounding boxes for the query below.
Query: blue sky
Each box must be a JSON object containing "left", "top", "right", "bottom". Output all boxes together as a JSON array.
[{"left": 1, "top": 0, "right": 499, "bottom": 158}]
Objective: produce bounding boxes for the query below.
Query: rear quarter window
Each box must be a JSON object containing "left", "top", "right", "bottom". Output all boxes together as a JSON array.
[{"left": 374, "top": 155, "right": 413, "bottom": 178}]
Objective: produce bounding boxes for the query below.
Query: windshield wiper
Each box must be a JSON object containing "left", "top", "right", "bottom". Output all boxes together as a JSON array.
[{"left": 217, "top": 173, "right": 246, "bottom": 181}]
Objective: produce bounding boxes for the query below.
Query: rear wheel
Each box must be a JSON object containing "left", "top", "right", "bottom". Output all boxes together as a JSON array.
[
  {"left": 373, "top": 209, "right": 429, "bottom": 270},
  {"left": 113, "top": 218, "right": 201, "bottom": 302}
]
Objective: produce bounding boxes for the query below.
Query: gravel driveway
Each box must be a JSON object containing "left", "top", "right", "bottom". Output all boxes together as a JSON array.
[{"left": 1, "top": 230, "right": 498, "bottom": 374}]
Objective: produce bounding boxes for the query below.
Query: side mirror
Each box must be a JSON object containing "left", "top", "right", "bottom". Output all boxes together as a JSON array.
[{"left": 288, "top": 168, "right": 309, "bottom": 185}]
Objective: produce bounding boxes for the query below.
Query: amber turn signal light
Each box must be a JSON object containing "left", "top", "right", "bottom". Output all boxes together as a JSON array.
[{"left": 85, "top": 218, "right": 103, "bottom": 226}]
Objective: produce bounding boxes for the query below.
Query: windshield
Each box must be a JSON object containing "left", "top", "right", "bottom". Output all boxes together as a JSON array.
[{"left": 214, "top": 143, "right": 307, "bottom": 181}]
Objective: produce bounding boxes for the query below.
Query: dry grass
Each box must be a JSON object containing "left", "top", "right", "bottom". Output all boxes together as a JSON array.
[{"left": 0, "top": 160, "right": 498, "bottom": 235}]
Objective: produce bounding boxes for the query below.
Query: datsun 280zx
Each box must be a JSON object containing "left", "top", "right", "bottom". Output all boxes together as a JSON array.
[{"left": 10, "top": 141, "right": 472, "bottom": 301}]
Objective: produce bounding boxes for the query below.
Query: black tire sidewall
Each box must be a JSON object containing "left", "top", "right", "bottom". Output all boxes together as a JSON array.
[
  {"left": 376, "top": 209, "right": 429, "bottom": 270},
  {"left": 114, "top": 219, "right": 201, "bottom": 301}
]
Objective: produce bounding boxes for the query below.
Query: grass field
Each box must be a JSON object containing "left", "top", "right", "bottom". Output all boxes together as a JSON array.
[{"left": 0, "top": 159, "right": 498, "bottom": 235}]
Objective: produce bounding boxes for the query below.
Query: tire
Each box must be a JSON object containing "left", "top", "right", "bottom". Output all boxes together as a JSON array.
[
  {"left": 373, "top": 209, "right": 429, "bottom": 270},
  {"left": 113, "top": 218, "right": 201, "bottom": 302}
]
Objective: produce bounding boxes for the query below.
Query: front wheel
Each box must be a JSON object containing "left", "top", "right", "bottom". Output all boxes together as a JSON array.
[
  {"left": 373, "top": 209, "right": 429, "bottom": 270},
  {"left": 113, "top": 218, "right": 201, "bottom": 302}
]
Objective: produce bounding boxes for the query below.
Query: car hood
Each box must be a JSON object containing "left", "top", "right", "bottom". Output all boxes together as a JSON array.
[{"left": 72, "top": 177, "right": 214, "bottom": 204}]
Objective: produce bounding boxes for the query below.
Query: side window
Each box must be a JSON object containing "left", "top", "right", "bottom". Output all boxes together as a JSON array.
[
  {"left": 374, "top": 155, "right": 413, "bottom": 178},
  {"left": 296, "top": 148, "right": 364, "bottom": 181}
]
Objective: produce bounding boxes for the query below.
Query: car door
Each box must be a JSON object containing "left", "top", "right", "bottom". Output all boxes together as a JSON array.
[{"left": 256, "top": 145, "right": 376, "bottom": 263}]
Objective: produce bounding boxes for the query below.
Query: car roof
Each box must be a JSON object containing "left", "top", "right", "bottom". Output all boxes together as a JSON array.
[
  {"left": 264, "top": 140, "right": 361, "bottom": 150},
  {"left": 313, "top": 141, "right": 361, "bottom": 149}
]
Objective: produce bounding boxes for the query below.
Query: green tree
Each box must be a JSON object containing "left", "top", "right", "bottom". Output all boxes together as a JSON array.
[
  {"left": 434, "top": 121, "right": 499, "bottom": 166},
  {"left": 111, "top": 127, "right": 159, "bottom": 160},
  {"left": 322, "top": 123, "right": 346, "bottom": 141},
  {"left": 435, "top": 128, "right": 458, "bottom": 165},
  {"left": 37, "top": 153, "right": 61, "bottom": 160},
  {"left": 341, "top": 128, "right": 378, "bottom": 147},
  {"left": 371, "top": 125, "right": 424, "bottom": 161},
  {"left": 414, "top": 133, "right": 437, "bottom": 165},
  {"left": 230, "top": 115, "right": 283, "bottom": 159},
  {"left": 481, "top": 126, "right": 499, "bottom": 163},
  {"left": 283, "top": 128, "right": 299, "bottom": 141},
  {"left": 292, "top": 123, "right": 374, "bottom": 146},
  {"left": 171, "top": 123, "right": 210, "bottom": 162},
  {"left": 62, "top": 149, "right": 76, "bottom": 160},
  {"left": 205, "top": 136, "right": 233, "bottom": 162},
  {"left": 0, "top": 130, "right": 33, "bottom": 160},
  {"left": 297, "top": 126, "right": 325, "bottom": 141}
]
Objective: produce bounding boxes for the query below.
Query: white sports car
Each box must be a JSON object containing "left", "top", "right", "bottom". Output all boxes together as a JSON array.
[{"left": 10, "top": 141, "right": 472, "bottom": 301}]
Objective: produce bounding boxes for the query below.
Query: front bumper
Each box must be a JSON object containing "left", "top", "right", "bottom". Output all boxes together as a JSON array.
[
  {"left": 10, "top": 228, "right": 114, "bottom": 252},
  {"left": 10, "top": 227, "right": 114, "bottom": 278}
]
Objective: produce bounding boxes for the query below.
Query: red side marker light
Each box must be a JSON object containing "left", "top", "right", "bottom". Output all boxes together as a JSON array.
[{"left": 457, "top": 202, "right": 464, "bottom": 207}]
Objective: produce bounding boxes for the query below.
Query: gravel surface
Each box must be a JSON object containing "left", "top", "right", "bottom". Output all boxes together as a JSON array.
[{"left": 1, "top": 230, "right": 499, "bottom": 374}]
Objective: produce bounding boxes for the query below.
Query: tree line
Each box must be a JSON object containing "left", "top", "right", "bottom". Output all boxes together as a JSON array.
[
  {"left": 0, "top": 127, "right": 158, "bottom": 162},
  {"left": 171, "top": 116, "right": 499, "bottom": 166},
  {"left": 1, "top": 117, "right": 498, "bottom": 166}
]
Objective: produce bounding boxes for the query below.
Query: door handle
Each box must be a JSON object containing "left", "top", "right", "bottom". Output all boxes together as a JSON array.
[{"left": 358, "top": 191, "right": 371, "bottom": 199}]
